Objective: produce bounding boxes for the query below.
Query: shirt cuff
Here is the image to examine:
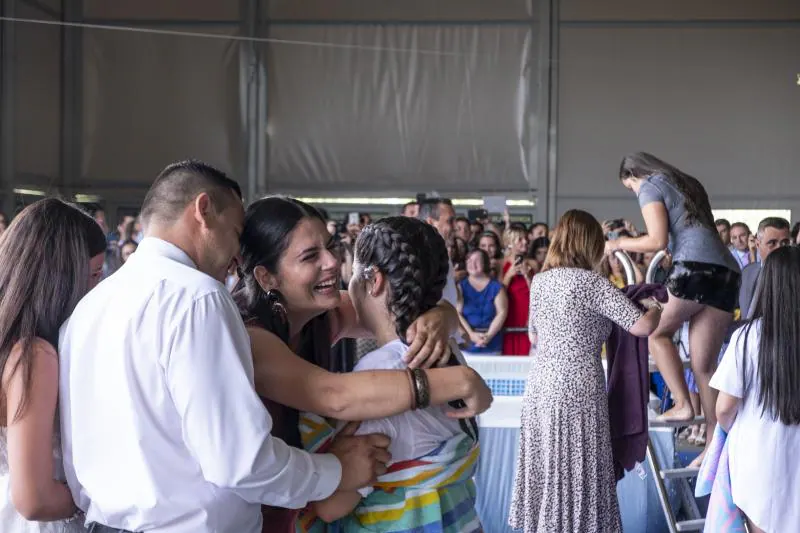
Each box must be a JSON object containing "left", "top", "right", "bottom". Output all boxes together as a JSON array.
[{"left": 308, "top": 453, "right": 342, "bottom": 501}]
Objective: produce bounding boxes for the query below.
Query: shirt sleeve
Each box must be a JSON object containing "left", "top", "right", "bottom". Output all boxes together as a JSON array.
[
  {"left": 351, "top": 348, "right": 413, "bottom": 468},
  {"left": 439, "top": 263, "right": 461, "bottom": 342},
  {"left": 440, "top": 262, "right": 458, "bottom": 308},
  {"left": 588, "top": 274, "right": 644, "bottom": 331},
  {"left": 637, "top": 180, "right": 664, "bottom": 208},
  {"left": 710, "top": 326, "right": 749, "bottom": 398},
  {"left": 353, "top": 417, "right": 398, "bottom": 499},
  {"left": 165, "top": 290, "right": 341, "bottom": 508},
  {"left": 346, "top": 351, "right": 404, "bottom": 498}
]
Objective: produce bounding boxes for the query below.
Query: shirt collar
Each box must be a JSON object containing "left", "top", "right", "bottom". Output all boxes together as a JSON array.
[{"left": 135, "top": 237, "right": 198, "bottom": 270}]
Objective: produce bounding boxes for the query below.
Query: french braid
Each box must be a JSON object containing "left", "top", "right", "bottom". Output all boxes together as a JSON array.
[{"left": 355, "top": 216, "right": 449, "bottom": 341}]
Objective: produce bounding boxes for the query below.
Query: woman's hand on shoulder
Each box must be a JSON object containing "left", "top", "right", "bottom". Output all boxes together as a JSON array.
[{"left": 404, "top": 304, "right": 455, "bottom": 369}]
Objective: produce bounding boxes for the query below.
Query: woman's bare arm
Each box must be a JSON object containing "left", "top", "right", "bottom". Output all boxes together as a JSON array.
[
  {"left": 455, "top": 284, "right": 477, "bottom": 338},
  {"left": 613, "top": 203, "right": 670, "bottom": 254},
  {"left": 485, "top": 289, "right": 509, "bottom": 343},
  {"left": 4, "top": 340, "right": 77, "bottom": 521},
  {"left": 311, "top": 491, "right": 362, "bottom": 522},
  {"left": 628, "top": 307, "right": 662, "bottom": 337},
  {"left": 716, "top": 391, "right": 740, "bottom": 432},
  {"left": 249, "top": 327, "right": 492, "bottom": 421}
]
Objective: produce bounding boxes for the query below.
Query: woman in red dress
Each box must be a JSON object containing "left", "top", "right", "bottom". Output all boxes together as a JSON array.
[{"left": 501, "top": 226, "right": 535, "bottom": 355}]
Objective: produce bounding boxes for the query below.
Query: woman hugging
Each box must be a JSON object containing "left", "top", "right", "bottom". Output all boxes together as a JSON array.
[{"left": 304, "top": 216, "right": 481, "bottom": 531}]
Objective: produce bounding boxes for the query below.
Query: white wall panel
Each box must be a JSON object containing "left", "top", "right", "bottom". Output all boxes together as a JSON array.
[
  {"left": 266, "top": 24, "right": 535, "bottom": 194},
  {"left": 557, "top": 25, "right": 800, "bottom": 222},
  {"left": 13, "top": 3, "right": 61, "bottom": 182},
  {"left": 82, "top": 27, "right": 241, "bottom": 187}
]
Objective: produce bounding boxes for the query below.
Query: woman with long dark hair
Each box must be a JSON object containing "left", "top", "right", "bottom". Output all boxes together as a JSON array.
[
  {"left": 608, "top": 152, "right": 740, "bottom": 466},
  {"left": 231, "top": 197, "right": 492, "bottom": 531},
  {"left": 0, "top": 199, "right": 106, "bottom": 532},
  {"left": 527, "top": 237, "right": 550, "bottom": 268},
  {"left": 711, "top": 246, "right": 800, "bottom": 533},
  {"left": 477, "top": 231, "right": 503, "bottom": 279},
  {"left": 509, "top": 210, "right": 661, "bottom": 533},
  {"left": 305, "top": 217, "right": 481, "bottom": 531}
]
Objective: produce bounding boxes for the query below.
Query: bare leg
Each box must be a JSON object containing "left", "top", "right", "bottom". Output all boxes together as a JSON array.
[
  {"left": 687, "top": 304, "right": 733, "bottom": 467},
  {"left": 650, "top": 293, "right": 703, "bottom": 421},
  {"left": 689, "top": 392, "right": 702, "bottom": 442}
]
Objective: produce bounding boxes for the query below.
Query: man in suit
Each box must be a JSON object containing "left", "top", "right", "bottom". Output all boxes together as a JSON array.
[{"left": 739, "top": 217, "right": 792, "bottom": 318}]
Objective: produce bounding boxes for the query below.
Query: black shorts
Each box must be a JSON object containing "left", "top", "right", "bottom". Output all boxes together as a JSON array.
[{"left": 666, "top": 261, "right": 741, "bottom": 313}]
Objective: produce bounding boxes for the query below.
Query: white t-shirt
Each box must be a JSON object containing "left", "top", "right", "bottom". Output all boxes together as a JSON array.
[
  {"left": 352, "top": 339, "right": 465, "bottom": 495},
  {"left": 710, "top": 322, "right": 800, "bottom": 533}
]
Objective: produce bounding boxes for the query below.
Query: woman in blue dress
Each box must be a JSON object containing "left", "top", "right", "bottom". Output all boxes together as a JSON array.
[{"left": 456, "top": 249, "right": 508, "bottom": 355}]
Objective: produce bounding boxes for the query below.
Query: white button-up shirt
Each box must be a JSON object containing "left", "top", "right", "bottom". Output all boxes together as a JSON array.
[
  {"left": 441, "top": 261, "right": 458, "bottom": 309},
  {"left": 59, "top": 238, "right": 341, "bottom": 533}
]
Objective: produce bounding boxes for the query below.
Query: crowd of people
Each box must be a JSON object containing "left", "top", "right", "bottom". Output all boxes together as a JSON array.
[
  {"left": 0, "top": 162, "right": 493, "bottom": 533},
  {"left": 0, "top": 152, "right": 797, "bottom": 533}
]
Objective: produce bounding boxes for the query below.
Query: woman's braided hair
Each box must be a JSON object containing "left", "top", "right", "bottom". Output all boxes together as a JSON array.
[{"left": 354, "top": 216, "right": 450, "bottom": 342}]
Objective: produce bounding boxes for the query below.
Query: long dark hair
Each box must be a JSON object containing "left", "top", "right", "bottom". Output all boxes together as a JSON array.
[
  {"left": 0, "top": 199, "right": 106, "bottom": 422},
  {"left": 527, "top": 236, "right": 551, "bottom": 258},
  {"left": 478, "top": 231, "right": 503, "bottom": 259},
  {"left": 354, "top": 217, "right": 449, "bottom": 342},
  {"left": 741, "top": 246, "right": 800, "bottom": 425},
  {"left": 231, "top": 196, "right": 339, "bottom": 446},
  {"left": 356, "top": 217, "right": 479, "bottom": 440},
  {"left": 619, "top": 152, "right": 715, "bottom": 229}
]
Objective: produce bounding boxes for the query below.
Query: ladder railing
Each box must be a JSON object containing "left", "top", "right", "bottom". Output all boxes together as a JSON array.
[{"left": 644, "top": 251, "right": 706, "bottom": 532}]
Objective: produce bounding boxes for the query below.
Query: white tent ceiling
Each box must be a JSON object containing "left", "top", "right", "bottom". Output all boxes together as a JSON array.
[
  {"left": 6, "top": 0, "right": 541, "bottom": 203},
  {"left": 3, "top": 0, "right": 799, "bottom": 224}
]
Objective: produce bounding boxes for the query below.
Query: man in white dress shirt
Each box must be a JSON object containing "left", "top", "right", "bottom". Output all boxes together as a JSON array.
[
  {"left": 417, "top": 198, "right": 458, "bottom": 307},
  {"left": 59, "top": 161, "right": 389, "bottom": 533},
  {"left": 729, "top": 222, "right": 754, "bottom": 269}
]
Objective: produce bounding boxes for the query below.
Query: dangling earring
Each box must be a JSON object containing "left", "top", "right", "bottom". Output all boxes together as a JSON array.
[
  {"left": 265, "top": 289, "right": 288, "bottom": 322},
  {"left": 263, "top": 288, "right": 290, "bottom": 341}
]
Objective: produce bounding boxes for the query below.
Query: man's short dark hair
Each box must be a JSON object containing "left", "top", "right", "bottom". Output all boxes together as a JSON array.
[
  {"left": 417, "top": 198, "right": 452, "bottom": 222},
  {"left": 455, "top": 216, "right": 470, "bottom": 225},
  {"left": 140, "top": 160, "right": 242, "bottom": 226},
  {"left": 758, "top": 217, "right": 790, "bottom": 236},
  {"left": 731, "top": 222, "right": 750, "bottom": 233},
  {"left": 715, "top": 219, "right": 731, "bottom": 229}
]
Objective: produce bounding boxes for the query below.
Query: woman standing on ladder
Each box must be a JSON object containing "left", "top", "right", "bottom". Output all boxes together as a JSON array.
[{"left": 606, "top": 152, "right": 740, "bottom": 466}]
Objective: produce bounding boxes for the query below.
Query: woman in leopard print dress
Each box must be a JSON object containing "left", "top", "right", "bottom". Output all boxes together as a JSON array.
[{"left": 509, "top": 210, "right": 662, "bottom": 533}]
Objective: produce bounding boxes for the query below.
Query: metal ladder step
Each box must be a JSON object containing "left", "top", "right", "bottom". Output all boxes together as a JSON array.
[
  {"left": 661, "top": 467, "right": 700, "bottom": 480},
  {"left": 649, "top": 416, "right": 706, "bottom": 429},
  {"left": 675, "top": 518, "right": 706, "bottom": 531}
]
